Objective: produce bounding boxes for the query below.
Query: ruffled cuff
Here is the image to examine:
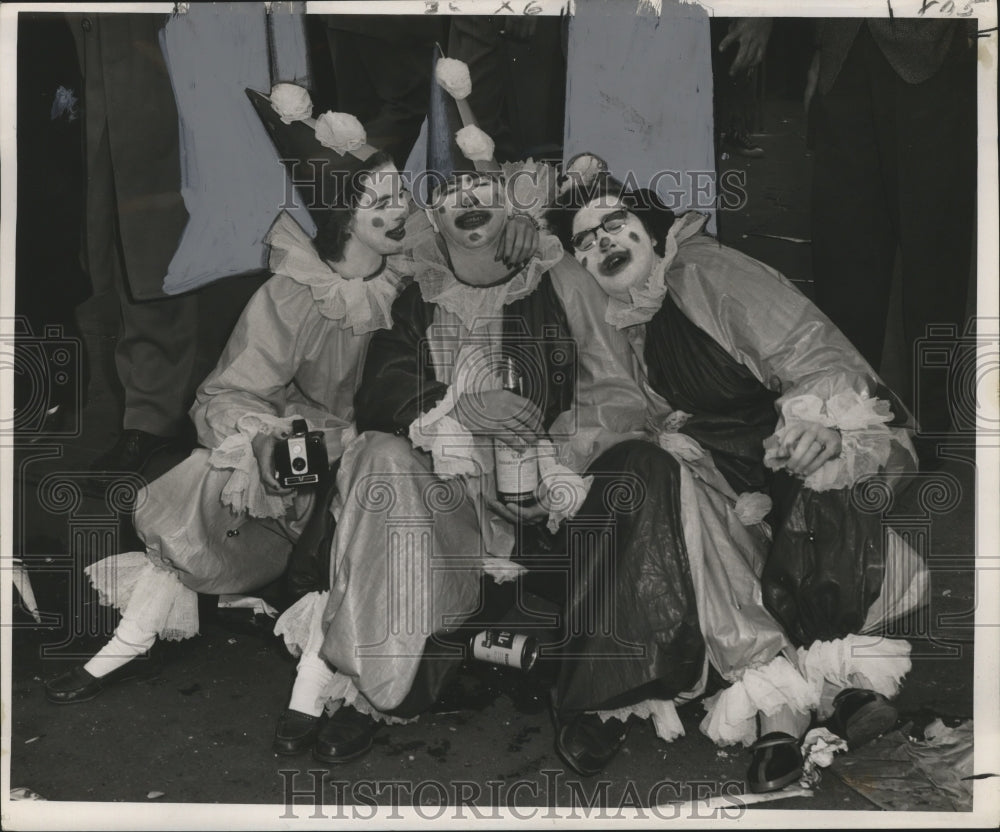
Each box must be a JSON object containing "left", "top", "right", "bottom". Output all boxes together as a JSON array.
[
  {"left": 274, "top": 590, "right": 329, "bottom": 658},
  {"left": 796, "top": 635, "right": 911, "bottom": 720},
  {"left": 536, "top": 440, "right": 593, "bottom": 533},
  {"left": 481, "top": 557, "right": 527, "bottom": 584},
  {"left": 699, "top": 654, "right": 817, "bottom": 747},
  {"left": 764, "top": 390, "right": 895, "bottom": 491},
  {"left": 85, "top": 553, "right": 199, "bottom": 642},
  {"left": 324, "top": 673, "right": 417, "bottom": 726},
  {"left": 407, "top": 387, "right": 481, "bottom": 479},
  {"left": 589, "top": 698, "right": 686, "bottom": 744},
  {"left": 209, "top": 412, "right": 302, "bottom": 519}
]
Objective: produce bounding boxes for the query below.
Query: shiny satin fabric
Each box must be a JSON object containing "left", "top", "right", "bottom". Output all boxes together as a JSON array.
[
  {"left": 134, "top": 449, "right": 310, "bottom": 595},
  {"left": 628, "top": 230, "right": 919, "bottom": 646},
  {"left": 323, "top": 252, "right": 649, "bottom": 712},
  {"left": 191, "top": 273, "right": 368, "bottom": 461}
]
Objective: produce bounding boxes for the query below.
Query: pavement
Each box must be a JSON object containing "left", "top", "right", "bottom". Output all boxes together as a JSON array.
[{"left": 6, "top": 94, "right": 979, "bottom": 818}]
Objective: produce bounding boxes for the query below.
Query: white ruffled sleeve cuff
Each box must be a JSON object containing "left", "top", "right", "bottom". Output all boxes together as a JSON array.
[
  {"left": 536, "top": 440, "right": 593, "bottom": 533},
  {"left": 208, "top": 412, "right": 301, "bottom": 519},
  {"left": 407, "top": 387, "right": 481, "bottom": 479},
  {"left": 700, "top": 654, "right": 817, "bottom": 747},
  {"left": 764, "top": 390, "right": 895, "bottom": 491}
]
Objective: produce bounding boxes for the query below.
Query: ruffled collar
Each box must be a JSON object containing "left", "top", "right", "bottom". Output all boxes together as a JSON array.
[
  {"left": 412, "top": 230, "right": 566, "bottom": 331},
  {"left": 265, "top": 212, "right": 410, "bottom": 335},
  {"left": 605, "top": 211, "right": 710, "bottom": 330}
]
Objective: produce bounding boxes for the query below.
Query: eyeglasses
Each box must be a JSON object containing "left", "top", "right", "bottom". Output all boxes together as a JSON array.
[{"left": 571, "top": 210, "right": 628, "bottom": 252}]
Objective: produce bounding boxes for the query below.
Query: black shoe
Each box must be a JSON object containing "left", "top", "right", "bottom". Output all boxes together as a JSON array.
[
  {"left": 724, "top": 131, "right": 765, "bottom": 158},
  {"left": 45, "top": 657, "right": 160, "bottom": 705},
  {"left": 274, "top": 709, "right": 322, "bottom": 755},
  {"left": 747, "top": 731, "right": 803, "bottom": 794},
  {"left": 826, "top": 688, "right": 898, "bottom": 750},
  {"left": 313, "top": 705, "right": 379, "bottom": 764},
  {"left": 554, "top": 711, "right": 630, "bottom": 776},
  {"left": 89, "top": 429, "right": 174, "bottom": 473}
]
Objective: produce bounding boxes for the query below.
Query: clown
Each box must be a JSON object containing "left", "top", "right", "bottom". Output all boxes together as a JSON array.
[
  {"left": 43, "top": 84, "right": 538, "bottom": 712},
  {"left": 267, "top": 58, "right": 651, "bottom": 767},
  {"left": 545, "top": 155, "right": 924, "bottom": 790}
]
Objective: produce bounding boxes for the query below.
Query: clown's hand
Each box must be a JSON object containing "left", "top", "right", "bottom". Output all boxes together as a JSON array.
[
  {"left": 251, "top": 432, "right": 293, "bottom": 497},
  {"left": 496, "top": 214, "right": 540, "bottom": 269},
  {"left": 485, "top": 493, "right": 548, "bottom": 525},
  {"left": 770, "top": 421, "right": 842, "bottom": 478},
  {"left": 454, "top": 389, "right": 543, "bottom": 450}
]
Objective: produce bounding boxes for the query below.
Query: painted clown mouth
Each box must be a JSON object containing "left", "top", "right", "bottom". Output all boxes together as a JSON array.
[
  {"left": 385, "top": 222, "right": 406, "bottom": 242},
  {"left": 454, "top": 210, "right": 493, "bottom": 231},
  {"left": 600, "top": 249, "right": 632, "bottom": 276}
]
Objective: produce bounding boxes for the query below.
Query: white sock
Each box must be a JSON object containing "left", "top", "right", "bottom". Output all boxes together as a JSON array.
[
  {"left": 817, "top": 679, "right": 841, "bottom": 721},
  {"left": 288, "top": 653, "right": 336, "bottom": 717},
  {"left": 84, "top": 618, "right": 158, "bottom": 678},
  {"left": 759, "top": 704, "right": 811, "bottom": 739}
]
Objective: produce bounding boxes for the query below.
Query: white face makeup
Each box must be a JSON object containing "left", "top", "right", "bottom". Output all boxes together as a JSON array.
[
  {"left": 433, "top": 174, "right": 508, "bottom": 252},
  {"left": 350, "top": 162, "right": 410, "bottom": 257},
  {"left": 571, "top": 196, "right": 655, "bottom": 302}
]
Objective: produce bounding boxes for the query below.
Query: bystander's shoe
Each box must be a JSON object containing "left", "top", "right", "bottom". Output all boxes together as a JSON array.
[
  {"left": 273, "top": 709, "right": 322, "bottom": 755},
  {"left": 313, "top": 705, "right": 380, "bottom": 764},
  {"left": 723, "top": 130, "right": 765, "bottom": 158},
  {"left": 45, "top": 653, "right": 161, "bottom": 704},
  {"left": 553, "top": 710, "right": 631, "bottom": 776},
  {"left": 89, "top": 429, "right": 174, "bottom": 474}
]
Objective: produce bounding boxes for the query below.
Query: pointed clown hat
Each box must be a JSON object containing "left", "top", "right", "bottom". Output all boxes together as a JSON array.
[
  {"left": 247, "top": 83, "right": 387, "bottom": 221},
  {"left": 430, "top": 48, "right": 502, "bottom": 177}
]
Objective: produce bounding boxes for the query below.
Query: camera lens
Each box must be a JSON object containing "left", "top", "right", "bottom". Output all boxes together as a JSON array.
[{"left": 292, "top": 457, "right": 307, "bottom": 471}]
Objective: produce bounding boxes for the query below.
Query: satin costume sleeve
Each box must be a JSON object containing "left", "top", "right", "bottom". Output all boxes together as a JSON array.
[
  {"left": 666, "top": 234, "right": 916, "bottom": 490},
  {"left": 546, "top": 255, "right": 650, "bottom": 474}
]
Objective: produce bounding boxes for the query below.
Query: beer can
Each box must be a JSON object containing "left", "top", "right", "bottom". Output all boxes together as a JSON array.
[{"left": 470, "top": 629, "right": 539, "bottom": 672}]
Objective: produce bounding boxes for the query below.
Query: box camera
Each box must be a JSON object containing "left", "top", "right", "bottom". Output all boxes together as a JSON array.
[{"left": 273, "top": 419, "right": 328, "bottom": 487}]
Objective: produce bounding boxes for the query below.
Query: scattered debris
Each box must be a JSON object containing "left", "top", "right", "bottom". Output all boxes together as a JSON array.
[
  {"left": 10, "top": 787, "right": 46, "bottom": 801},
  {"left": 12, "top": 560, "right": 42, "bottom": 623},
  {"left": 25, "top": 736, "right": 41, "bottom": 744},
  {"left": 942, "top": 589, "right": 952, "bottom": 597},
  {"left": 833, "top": 719, "right": 975, "bottom": 811},
  {"left": 747, "top": 232, "right": 810, "bottom": 244},
  {"left": 227, "top": 638, "right": 237, "bottom": 645},
  {"left": 715, "top": 749, "right": 730, "bottom": 759},
  {"left": 658, "top": 786, "right": 812, "bottom": 811},
  {"left": 799, "top": 728, "right": 848, "bottom": 788},
  {"left": 147, "top": 790, "right": 165, "bottom": 800}
]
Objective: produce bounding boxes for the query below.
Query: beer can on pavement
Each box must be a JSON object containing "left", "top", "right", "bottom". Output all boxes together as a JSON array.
[{"left": 470, "top": 629, "right": 539, "bottom": 672}]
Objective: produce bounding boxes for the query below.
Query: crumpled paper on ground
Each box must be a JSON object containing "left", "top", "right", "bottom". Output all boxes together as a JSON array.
[
  {"left": 831, "top": 719, "right": 975, "bottom": 811},
  {"left": 799, "top": 727, "right": 849, "bottom": 788}
]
